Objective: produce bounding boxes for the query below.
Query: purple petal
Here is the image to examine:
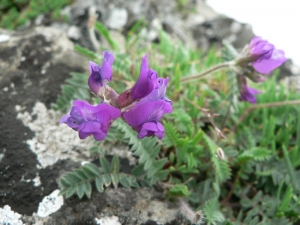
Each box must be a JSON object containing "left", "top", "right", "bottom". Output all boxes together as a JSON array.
[
  {"left": 131, "top": 54, "right": 158, "bottom": 100},
  {"left": 252, "top": 49, "right": 287, "bottom": 74},
  {"left": 65, "top": 116, "right": 84, "bottom": 130},
  {"left": 103, "top": 50, "right": 114, "bottom": 66},
  {"left": 136, "top": 121, "right": 165, "bottom": 139},
  {"left": 100, "top": 61, "right": 112, "bottom": 83},
  {"left": 248, "top": 37, "right": 287, "bottom": 74},
  {"left": 88, "top": 61, "right": 103, "bottom": 94},
  {"left": 70, "top": 106, "right": 83, "bottom": 118},
  {"left": 136, "top": 77, "right": 171, "bottom": 105},
  {"left": 240, "top": 86, "right": 261, "bottom": 104},
  {"left": 249, "top": 36, "right": 263, "bottom": 48},
  {"left": 73, "top": 100, "right": 97, "bottom": 121},
  {"left": 94, "top": 103, "right": 121, "bottom": 123},
  {"left": 60, "top": 114, "right": 70, "bottom": 123},
  {"left": 78, "top": 121, "right": 107, "bottom": 141},
  {"left": 137, "top": 122, "right": 158, "bottom": 139},
  {"left": 123, "top": 100, "right": 172, "bottom": 127}
]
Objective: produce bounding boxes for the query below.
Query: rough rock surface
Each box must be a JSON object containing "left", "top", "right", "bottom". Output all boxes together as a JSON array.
[{"left": 0, "top": 26, "right": 88, "bottom": 216}]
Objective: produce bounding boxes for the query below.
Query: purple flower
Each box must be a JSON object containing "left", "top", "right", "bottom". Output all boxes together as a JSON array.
[
  {"left": 249, "top": 36, "right": 287, "bottom": 75},
  {"left": 88, "top": 50, "right": 114, "bottom": 95},
  {"left": 60, "top": 100, "right": 121, "bottom": 141},
  {"left": 131, "top": 54, "right": 158, "bottom": 100},
  {"left": 237, "top": 75, "right": 260, "bottom": 104},
  {"left": 138, "top": 77, "right": 171, "bottom": 104},
  {"left": 123, "top": 100, "right": 172, "bottom": 139},
  {"left": 117, "top": 54, "right": 157, "bottom": 108},
  {"left": 123, "top": 77, "right": 172, "bottom": 139}
]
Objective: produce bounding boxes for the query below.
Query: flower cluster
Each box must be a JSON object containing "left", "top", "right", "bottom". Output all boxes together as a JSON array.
[
  {"left": 61, "top": 51, "right": 172, "bottom": 141},
  {"left": 236, "top": 36, "right": 287, "bottom": 104}
]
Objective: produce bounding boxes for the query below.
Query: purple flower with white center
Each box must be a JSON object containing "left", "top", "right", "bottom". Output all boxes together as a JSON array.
[
  {"left": 88, "top": 50, "right": 114, "bottom": 95},
  {"left": 123, "top": 100, "right": 172, "bottom": 139},
  {"left": 249, "top": 36, "right": 287, "bottom": 75},
  {"left": 237, "top": 75, "right": 261, "bottom": 104},
  {"left": 123, "top": 76, "right": 172, "bottom": 139},
  {"left": 60, "top": 100, "right": 121, "bottom": 141}
]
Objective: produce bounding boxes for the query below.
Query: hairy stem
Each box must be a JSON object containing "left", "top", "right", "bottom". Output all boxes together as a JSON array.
[
  {"left": 233, "top": 99, "right": 300, "bottom": 132},
  {"left": 180, "top": 61, "right": 235, "bottom": 83}
]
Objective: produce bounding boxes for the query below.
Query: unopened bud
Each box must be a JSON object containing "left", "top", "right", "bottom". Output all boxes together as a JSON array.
[
  {"left": 216, "top": 147, "right": 226, "bottom": 160},
  {"left": 193, "top": 210, "right": 205, "bottom": 224}
]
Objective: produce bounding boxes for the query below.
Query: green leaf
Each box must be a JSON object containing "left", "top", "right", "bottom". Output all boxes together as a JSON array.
[
  {"left": 100, "top": 157, "right": 111, "bottom": 173},
  {"left": 111, "top": 156, "right": 120, "bottom": 173},
  {"left": 83, "top": 182, "right": 92, "bottom": 198},
  {"left": 169, "top": 185, "right": 190, "bottom": 197},
  {"left": 146, "top": 158, "right": 167, "bottom": 178},
  {"left": 204, "top": 198, "right": 225, "bottom": 224},
  {"left": 82, "top": 163, "right": 102, "bottom": 176},
  {"left": 101, "top": 174, "right": 111, "bottom": 187},
  {"left": 76, "top": 183, "right": 85, "bottom": 199},
  {"left": 278, "top": 185, "right": 293, "bottom": 212},
  {"left": 74, "top": 169, "right": 89, "bottom": 180},
  {"left": 94, "top": 21, "right": 118, "bottom": 49},
  {"left": 132, "top": 164, "right": 145, "bottom": 177},
  {"left": 119, "top": 173, "right": 130, "bottom": 188},
  {"left": 110, "top": 173, "right": 119, "bottom": 189},
  {"left": 60, "top": 176, "right": 72, "bottom": 188},
  {"left": 95, "top": 177, "right": 104, "bottom": 193},
  {"left": 74, "top": 44, "right": 99, "bottom": 59},
  {"left": 238, "top": 147, "right": 271, "bottom": 162},
  {"left": 66, "top": 186, "right": 76, "bottom": 198}
]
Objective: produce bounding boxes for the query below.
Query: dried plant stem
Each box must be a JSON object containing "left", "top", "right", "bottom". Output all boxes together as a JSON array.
[
  {"left": 88, "top": 7, "right": 100, "bottom": 52},
  {"left": 233, "top": 99, "right": 300, "bottom": 132},
  {"left": 180, "top": 61, "right": 235, "bottom": 83},
  {"left": 158, "top": 177, "right": 194, "bottom": 189}
]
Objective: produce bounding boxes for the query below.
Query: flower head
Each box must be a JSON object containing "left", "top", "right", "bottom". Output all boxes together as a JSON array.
[
  {"left": 237, "top": 75, "right": 261, "bottom": 104},
  {"left": 88, "top": 50, "right": 114, "bottom": 95},
  {"left": 117, "top": 54, "right": 158, "bottom": 108},
  {"left": 123, "top": 76, "right": 172, "bottom": 139},
  {"left": 249, "top": 36, "right": 287, "bottom": 74},
  {"left": 60, "top": 100, "right": 120, "bottom": 141}
]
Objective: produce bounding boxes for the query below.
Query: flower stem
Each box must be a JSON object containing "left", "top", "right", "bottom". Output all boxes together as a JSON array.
[
  {"left": 180, "top": 61, "right": 235, "bottom": 83},
  {"left": 233, "top": 99, "right": 300, "bottom": 132}
]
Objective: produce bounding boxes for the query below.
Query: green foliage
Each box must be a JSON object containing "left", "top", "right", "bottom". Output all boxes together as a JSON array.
[
  {"left": 95, "top": 21, "right": 119, "bottom": 50},
  {"left": 52, "top": 72, "right": 90, "bottom": 111},
  {"left": 60, "top": 156, "right": 139, "bottom": 199},
  {"left": 111, "top": 120, "right": 168, "bottom": 185},
  {"left": 55, "top": 21, "right": 300, "bottom": 224},
  {"left": 0, "top": 0, "right": 71, "bottom": 29}
]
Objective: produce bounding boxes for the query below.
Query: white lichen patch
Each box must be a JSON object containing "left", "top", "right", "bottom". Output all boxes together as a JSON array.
[
  {"left": 0, "top": 205, "right": 23, "bottom": 225},
  {"left": 135, "top": 200, "right": 178, "bottom": 224},
  {"left": 32, "top": 173, "right": 41, "bottom": 186},
  {"left": 95, "top": 216, "right": 121, "bottom": 225},
  {"left": 37, "top": 189, "right": 64, "bottom": 218},
  {"left": 16, "top": 102, "right": 93, "bottom": 168}
]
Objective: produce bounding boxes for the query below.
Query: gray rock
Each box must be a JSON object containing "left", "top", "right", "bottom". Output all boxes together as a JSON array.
[
  {"left": 106, "top": 8, "right": 128, "bottom": 30},
  {"left": 67, "top": 25, "right": 81, "bottom": 40}
]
